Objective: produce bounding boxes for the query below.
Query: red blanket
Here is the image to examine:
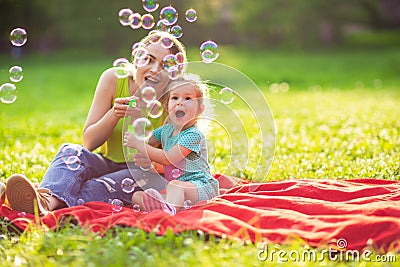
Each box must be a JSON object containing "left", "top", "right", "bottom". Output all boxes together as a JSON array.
[{"left": 1, "top": 176, "right": 400, "bottom": 251}]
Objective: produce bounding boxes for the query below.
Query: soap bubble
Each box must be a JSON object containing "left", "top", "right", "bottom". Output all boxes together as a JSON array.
[
  {"left": 170, "top": 25, "right": 183, "bottom": 38},
  {"left": 167, "top": 67, "right": 180, "bottom": 80},
  {"left": 161, "top": 36, "right": 173, "bottom": 49},
  {"left": 142, "top": 0, "right": 159, "bottom": 13},
  {"left": 141, "top": 13, "right": 155, "bottom": 29},
  {"left": 76, "top": 199, "right": 85, "bottom": 206},
  {"left": 200, "top": 40, "right": 219, "bottom": 63},
  {"left": 156, "top": 19, "right": 170, "bottom": 32},
  {"left": 133, "top": 204, "right": 141, "bottom": 212},
  {"left": 111, "top": 199, "right": 123, "bottom": 212},
  {"left": 219, "top": 87, "right": 235, "bottom": 104},
  {"left": 9, "top": 66, "right": 23, "bottom": 83},
  {"left": 133, "top": 47, "right": 149, "bottom": 68},
  {"left": 141, "top": 86, "right": 156, "bottom": 103},
  {"left": 172, "top": 169, "right": 182, "bottom": 179},
  {"left": 146, "top": 100, "right": 163, "bottom": 118},
  {"left": 131, "top": 42, "right": 145, "bottom": 51},
  {"left": 119, "top": 8, "right": 134, "bottom": 26},
  {"left": 10, "top": 28, "right": 27, "bottom": 46},
  {"left": 125, "top": 61, "right": 277, "bottom": 200},
  {"left": 175, "top": 52, "right": 185, "bottom": 65},
  {"left": 185, "top": 9, "right": 197, "bottom": 22},
  {"left": 129, "top": 13, "right": 142, "bottom": 29},
  {"left": 133, "top": 53, "right": 150, "bottom": 68},
  {"left": 65, "top": 156, "right": 81, "bottom": 171},
  {"left": 162, "top": 54, "right": 177, "bottom": 71},
  {"left": 159, "top": 6, "right": 178, "bottom": 26},
  {"left": 132, "top": 47, "right": 149, "bottom": 68},
  {"left": 0, "top": 83, "right": 17, "bottom": 104},
  {"left": 61, "top": 145, "right": 82, "bottom": 171},
  {"left": 149, "top": 32, "right": 161, "bottom": 44},
  {"left": 121, "top": 178, "right": 135, "bottom": 193},
  {"left": 113, "top": 58, "right": 130, "bottom": 78},
  {"left": 61, "top": 144, "right": 81, "bottom": 163},
  {"left": 201, "top": 50, "right": 214, "bottom": 63},
  {"left": 132, "top": 118, "right": 153, "bottom": 141},
  {"left": 183, "top": 200, "right": 192, "bottom": 210}
]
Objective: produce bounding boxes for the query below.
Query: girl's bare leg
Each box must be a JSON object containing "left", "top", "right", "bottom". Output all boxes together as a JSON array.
[
  {"left": 165, "top": 180, "right": 198, "bottom": 211},
  {"left": 132, "top": 191, "right": 145, "bottom": 211}
]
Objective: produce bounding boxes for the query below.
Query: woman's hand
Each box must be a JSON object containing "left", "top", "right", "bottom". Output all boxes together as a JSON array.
[{"left": 112, "top": 97, "right": 141, "bottom": 118}]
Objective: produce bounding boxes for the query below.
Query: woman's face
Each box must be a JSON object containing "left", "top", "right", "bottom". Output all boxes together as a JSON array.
[{"left": 135, "top": 42, "right": 171, "bottom": 98}]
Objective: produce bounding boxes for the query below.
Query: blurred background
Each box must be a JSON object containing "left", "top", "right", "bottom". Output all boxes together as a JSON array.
[{"left": 1, "top": 0, "right": 399, "bottom": 55}]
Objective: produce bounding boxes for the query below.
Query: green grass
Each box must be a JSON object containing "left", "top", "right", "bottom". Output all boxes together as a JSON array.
[
  {"left": 1, "top": 47, "right": 400, "bottom": 266},
  {"left": 216, "top": 46, "right": 400, "bottom": 91},
  {"left": 267, "top": 89, "right": 400, "bottom": 180}
]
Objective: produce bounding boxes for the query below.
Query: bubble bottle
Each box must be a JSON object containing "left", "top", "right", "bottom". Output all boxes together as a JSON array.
[
  {"left": 126, "top": 123, "right": 138, "bottom": 162},
  {"left": 126, "top": 116, "right": 154, "bottom": 171}
]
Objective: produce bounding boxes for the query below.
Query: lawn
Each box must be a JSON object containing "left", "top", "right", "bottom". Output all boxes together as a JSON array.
[{"left": 0, "top": 47, "right": 399, "bottom": 266}]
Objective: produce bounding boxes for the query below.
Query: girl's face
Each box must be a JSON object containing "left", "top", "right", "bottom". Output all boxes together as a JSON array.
[
  {"left": 167, "top": 84, "right": 204, "bottom": 129},
  {"left": 135, "top": 42, "right": 171, "bottom": 98}
]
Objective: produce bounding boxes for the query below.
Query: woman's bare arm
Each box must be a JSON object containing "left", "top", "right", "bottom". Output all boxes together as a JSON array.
[{"left": 83, "top": 68, "right": 122, "bottom": 151}]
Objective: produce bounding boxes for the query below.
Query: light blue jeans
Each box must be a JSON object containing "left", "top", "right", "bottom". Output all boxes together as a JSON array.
[{"left": 40, "top": 143, "right": 166, "bottom": 207}]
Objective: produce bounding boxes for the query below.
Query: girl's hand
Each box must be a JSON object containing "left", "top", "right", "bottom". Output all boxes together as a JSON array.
[
  {"left": 123, "top": 131, "right": 137, "bottom": 148},
  {"left": 112, "top": 97, "right": 141, "bottom": 118}
]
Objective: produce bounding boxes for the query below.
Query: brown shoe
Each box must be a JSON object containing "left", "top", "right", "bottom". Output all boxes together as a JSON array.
[
  {"left": 0, "top": 181, "right": 5, "bottom": 205},
  {"left": 5, "top": 174, "right": 51, "bottom": 215}
]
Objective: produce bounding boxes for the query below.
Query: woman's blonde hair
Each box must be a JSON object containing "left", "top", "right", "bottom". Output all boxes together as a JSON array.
[{"left": 132, "top": 31, "right": 187, "bottom": 64}]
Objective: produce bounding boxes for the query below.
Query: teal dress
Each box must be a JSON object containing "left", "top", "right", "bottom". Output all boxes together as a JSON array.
[{"left": 152, "top": 124, "right": 219, "bottom": 201}]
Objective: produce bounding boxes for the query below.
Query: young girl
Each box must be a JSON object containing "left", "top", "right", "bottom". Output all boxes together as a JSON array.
[{"left": 123, "top": 75, "right": 219, "bottom": 215}]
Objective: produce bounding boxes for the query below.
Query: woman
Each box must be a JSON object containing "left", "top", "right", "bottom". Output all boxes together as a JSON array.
[{"left": 5, "top": 31, "right": 187, "bottom": 215}]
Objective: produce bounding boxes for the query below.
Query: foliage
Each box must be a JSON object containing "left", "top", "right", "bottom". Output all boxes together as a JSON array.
[
  {"left": 231, "top": 0, "right": 383, "bottom": 47},
  {"left": 1, "top": 0, "right": 398, "bottom": 52}
]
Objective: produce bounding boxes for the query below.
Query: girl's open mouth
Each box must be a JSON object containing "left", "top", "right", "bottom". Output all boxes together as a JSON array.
[{"left": 175, "top": 110, "right": 185, "bottom": 118}]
